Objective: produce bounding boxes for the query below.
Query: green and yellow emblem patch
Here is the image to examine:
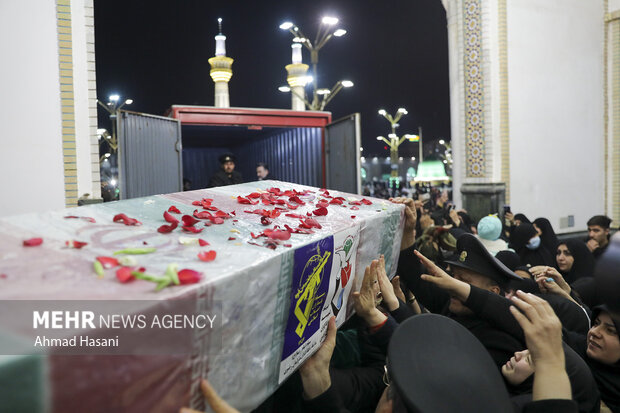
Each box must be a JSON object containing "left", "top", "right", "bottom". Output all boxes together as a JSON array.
[{"left": 459, "top": 251, "right": 467, "bottom": 262}]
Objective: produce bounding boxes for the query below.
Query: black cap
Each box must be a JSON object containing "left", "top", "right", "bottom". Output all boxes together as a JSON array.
[
  {"left": 445, "top": 233, "right": 522, "bottom": 288},
  {"left": 218, "top": 153, "right": 236, "bottom": 164},
  {"left": 495, "top": 250, "right": 521, "bottom": 271},
  {"left": 388, "top": 314, "right": 513, "bottom": 413}
]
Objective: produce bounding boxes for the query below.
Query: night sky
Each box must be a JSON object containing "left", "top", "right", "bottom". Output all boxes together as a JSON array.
[{"left": 94, "top": 0, "right": 450, "bottom": 159}]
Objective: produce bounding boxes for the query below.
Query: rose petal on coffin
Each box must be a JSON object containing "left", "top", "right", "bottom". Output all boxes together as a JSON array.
[{"left": 197, "top": 250, "right": 217, "bottom": 262}]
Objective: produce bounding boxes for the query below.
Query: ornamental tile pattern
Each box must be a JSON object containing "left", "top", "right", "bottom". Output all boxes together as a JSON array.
[
  {"left": 498, "top": 0, "right": 510, "bottom": 202},
  {"left": 610, "top": 16, "right": 620, "bottom": 223},
  {"left": 57, "top": 0, "right": 78, "bottom": 207},
  {"left": 463, "top": 0, "right": 485, "bottom": 177}
]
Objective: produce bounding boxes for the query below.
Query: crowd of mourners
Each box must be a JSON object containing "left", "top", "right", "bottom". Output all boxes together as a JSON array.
[{"left": 181, "top": 191, "right": 620, "bottom": 413}]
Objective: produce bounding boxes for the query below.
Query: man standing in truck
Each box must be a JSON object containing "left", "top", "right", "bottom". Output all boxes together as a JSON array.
[{"left": 208, "top": 153, "right": 243, "bottom": 187}]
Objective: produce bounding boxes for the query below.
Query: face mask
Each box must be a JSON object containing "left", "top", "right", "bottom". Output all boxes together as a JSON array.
[{"left": 526, "top": 236, "right": 541, "bottom": 250}]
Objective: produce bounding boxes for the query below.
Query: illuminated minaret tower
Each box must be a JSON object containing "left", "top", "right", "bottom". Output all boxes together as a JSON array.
[
  {"left": 285, "top": 43, "right": 309, "bottom": 111},
  {"left": 208, "top": 18, "right": 233, "bottom": 108}
]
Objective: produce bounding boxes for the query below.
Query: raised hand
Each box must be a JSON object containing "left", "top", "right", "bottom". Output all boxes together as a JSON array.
[
  {"left": 414, "top": 250, "right": 470, "bottom": 301},
  {"left": 586, "top": 238, "right": 599, "bottom": 253},
  {"left": 531, "top": 266, "right": 570, "bottom": 294},
  {"left": 352, "top": 263, "right": 388, "bottom": 327},
  {"left": 390, "top": 275, "right": 406, "bottom": 303},
  {"left": 390, "top": 197, "right": 417, "bottom": 250},
  {"left": 419, "top": 213, "right": 434, "bottom": 230},
  {"left": 376, "top": 255, "right": 399, "bottom": 311},
  {"left": 448, "top": 209, "right": 461, "bottom": 227},
  {"left": 299, "top": 316, "right": 337, "bottom": 399},
  {"left": 508, "top": 291, "right": 571, "bottom": 401}
]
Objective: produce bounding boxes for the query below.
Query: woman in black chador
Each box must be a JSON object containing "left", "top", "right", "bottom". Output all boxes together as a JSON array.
[{"left": 510, "top": 223, "right": 555, "bottom": 267}]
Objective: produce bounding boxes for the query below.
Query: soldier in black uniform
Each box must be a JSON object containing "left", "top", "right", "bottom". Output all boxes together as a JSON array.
[
  {"left": 208, "top": 153, "right": 243, "bottom": 188},
  {"left": 391, "top": 198, "right": 527, "bottom": 369}
]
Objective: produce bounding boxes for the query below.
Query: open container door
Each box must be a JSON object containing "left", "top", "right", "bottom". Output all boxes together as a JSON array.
[
  {"left": 325, "top": 113, "right": 362, "bottom": 194},
  {"left": 118, "top": 111, "right": 183, "bottom": 199}
]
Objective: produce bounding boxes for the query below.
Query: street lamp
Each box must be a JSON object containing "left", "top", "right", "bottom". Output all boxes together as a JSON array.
[
  {"left": 96, "top": 94, "right": 133, "bottom": 152},
  {"left": 436, "top": 139, "right": 453, "bottom": 174},
  {"left": 279, "top": 16, "right": 352, "bottom": 110},
  {"left": 376, "top": 108, "right": 422, "bottom": 190}
]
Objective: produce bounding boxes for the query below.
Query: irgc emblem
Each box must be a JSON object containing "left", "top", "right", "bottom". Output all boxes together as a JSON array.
[{"left": 459, "top": 251, "right": 467, "bottom": 262}]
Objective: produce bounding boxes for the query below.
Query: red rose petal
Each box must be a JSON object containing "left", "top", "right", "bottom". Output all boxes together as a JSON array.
[
  {"left": 211, "top": 217, "right": 224, "bottom": 225},
  {"left": 329, "top": 198, "right": 344, "bottom": 205},
  {"left": 351, "top": 206, "right": 360, "bottom": 210},
  {"left": 198, "top": 239, "right": 209, "bottom": 247},
  {"left": 349, "top": 201, "right": 362, "bottom": 206},
  {"left": 97, "top": 256, "right": 120, "bottom": 269},
  {"left": 361, "top": 198, "right": 373, "bottom": 205},
  {"left": 192, "top": 201, "right": 202, "bottom": 206},
  {"left": 182, "top": 225, "right": 203, "bottom": 233},
  {"left": 158, "top": 222, "right": 178, "bottom": 233},
  {"left": 168, "top": 206, "right": 181, "bottom": 214},
  {"left": 182, "top": 215, "right": 200, "bottom": 226},
  {"left": 164, "top": 211, "right": 180, "bottom": 224},
  {"left": 303, "top": 218, "right": 322, "bottom": 229},
  {"left": 317, "top": 201, "right": 329, "bottom": 208},
  {"left": 113, "top": 213, "right": 127, "bottom": 222},
  {"left": 247, "top": 192, "right": 261, "bottom": 199},
  {"left": 113, "top": 213, "right": 142, "bottom": 226},
  {"left": 72, "top": 240, "right": 88, "bottom": 249},
  {"left": 285, "top": 224, "right": 313, "bottom": 234},
  {"left": 194, "top": 210, "right": 212, "bottom": 219},
  {"left": 198, "top": 250, "right": 217, "bottom": 262},
  {"left": 285, "top": 213, "right": 305, "bottom": 219},
  {"left": 194, "top": 210, "right": 213, "bottom": 219},
  {"left": 23, "top": 238, "right": 43, "bottom": 247},
  {"left": 237, "top": 196, "right": 258, "bottom": 205},
  {"left": 228, "top": 237, "right": 236, "bottom": 241},
  {"left": 313, "top": 207, "right": 328, "bottom": 216},
  {"left": 288, "top": 196, "right": 305, "bottom": 205},
  {"left": 264, "top": 228, "right": 291, "bottom": 241},
  {"left": 116, "top": 267, "right": 135, "bottom": 283},
  {"left": 178, "top": 268, "right": 203, "bottom": 284},
  {"left": 215, "top": 210, "right": 230, "bottom": 218},
  {"left": 351, "top": 215, "right": 356, "bottom": 219}
]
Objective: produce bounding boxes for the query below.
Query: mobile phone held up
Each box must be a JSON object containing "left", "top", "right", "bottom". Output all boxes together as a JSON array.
[{"left": 503, "top": 205, "right": 511, "bottom": 214}]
